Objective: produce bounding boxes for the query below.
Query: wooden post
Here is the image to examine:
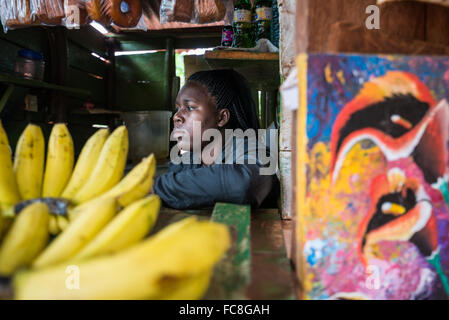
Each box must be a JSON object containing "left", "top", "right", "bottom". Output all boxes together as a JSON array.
[
  {"left": 47, "top": 27, "right": 69, "bottom": 123},
  {"left": 260, "top": 90, "right": 267, "bottom": 128},
  {"left": 164, "top": 38, "right": 175, "bottom": 111},
  {"left": 279, "top": 0, "right": 296, "bottom": 221},
  {"left": 292, "top": 0, "right": 449, "bottom": 300},
  {"left": 106, "top": 38, "right": 116, "bottom": 111}
]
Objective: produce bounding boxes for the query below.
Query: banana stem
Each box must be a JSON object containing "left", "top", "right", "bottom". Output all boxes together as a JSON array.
[{"left": 427, "top": 251, "right": 449, "bottom": 298}]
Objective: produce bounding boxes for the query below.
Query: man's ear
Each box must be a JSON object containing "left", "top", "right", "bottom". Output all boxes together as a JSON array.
[{"left": 217, "top": 108, "right": 230, "bottom": 128}]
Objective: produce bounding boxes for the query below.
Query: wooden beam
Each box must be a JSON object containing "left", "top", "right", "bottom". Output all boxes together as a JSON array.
[
  {"left": 296, "top": 0, "right": 449, "bottom": 54},
  {"left": 205, "top": 203, "right": 251, "bottom": 299},
  {"left": 205, "top": 50, "right": 279, "bottom": 61},
  {"left": 326, "top": 21, "right": 449, "bottom": 55}
]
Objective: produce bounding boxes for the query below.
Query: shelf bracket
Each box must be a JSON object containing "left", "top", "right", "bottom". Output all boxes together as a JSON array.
[{"left": 0, "top": 84, "right": 15, "bottom": 114}]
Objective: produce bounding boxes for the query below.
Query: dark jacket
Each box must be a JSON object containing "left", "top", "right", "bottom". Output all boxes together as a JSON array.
[{"left": 153, "top": 135, "right": 275, "bottom": 210}]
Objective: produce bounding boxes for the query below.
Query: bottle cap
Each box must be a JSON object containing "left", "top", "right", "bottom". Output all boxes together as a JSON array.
[{"left": 18, "top": 50, "right": 43, "bottom": 61}]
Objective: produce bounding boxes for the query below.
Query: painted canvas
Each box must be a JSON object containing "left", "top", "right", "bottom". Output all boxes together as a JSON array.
[{"left": 296, "top": 53, "right": 449, "bottom": 300}]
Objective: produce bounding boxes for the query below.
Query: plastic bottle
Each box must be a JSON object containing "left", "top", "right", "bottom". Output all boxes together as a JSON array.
[
  {"left": 232, "top": 0, "right": 253, "bottom": 48},
  {"left": 221, "top": 25, "right": 234, "bottom": 47},
  {"left": 254, "top": 0, "right": 272, "bottom": 42}
]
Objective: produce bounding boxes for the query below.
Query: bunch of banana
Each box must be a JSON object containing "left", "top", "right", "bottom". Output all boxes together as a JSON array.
[
  {"left": 42, "top": 124, "right": 74, "bottom": 198},
  {"left": 0, "top": 121, "right": 21, "bottom": 215},
  {"left": 0, "top": 202, "right": 50, "bottom": 276},
  {"left": 70, "top": 126, "right": 129, "bottom": 205},
  {"left": 73, "top": 195, "right": 161, "bottom": 261},
  {"left": 61, "top": 128, "right": 109, "bottom": 199},
  {"left": 14, "top": 217, "right": 231, "bottom": 300},
  {"left": 1, "top": 121, "right": 231, "bottom": 301},
  {"left": 98, "top": 154, "right": 156, "bottom": 207},
  {"left": 13, "top": 124, "right": 45, "bottom": 200},
  {"left": 33, "top": 197, "right": 117, "bottom": 269},
  {"left": 48, "top": 214, "right": 70, "bottom": 236},
  {"left": 68, "top": 154, "right": 156, "bottom": 222},
  {"left": 0, "top": 213, "right": 13, "bottom": 242}
]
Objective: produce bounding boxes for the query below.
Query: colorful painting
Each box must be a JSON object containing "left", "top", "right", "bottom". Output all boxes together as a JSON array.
[{"left": 297, "top": 53, "right": 449, "bottom": 300}]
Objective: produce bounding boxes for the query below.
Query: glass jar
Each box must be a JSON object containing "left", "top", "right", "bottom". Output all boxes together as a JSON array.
[{"left": 14, "top": 50, "right": 45, "bottom": 81}]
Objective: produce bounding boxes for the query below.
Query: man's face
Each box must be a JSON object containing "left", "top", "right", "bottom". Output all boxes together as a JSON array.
[{"left": 172, "top": 81, "right": 219, "bottom": 152}]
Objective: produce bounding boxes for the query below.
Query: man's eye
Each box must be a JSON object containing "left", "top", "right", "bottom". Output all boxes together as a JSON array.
[{"left": 187, "top": 105, "right": 195, "bottom": 111}]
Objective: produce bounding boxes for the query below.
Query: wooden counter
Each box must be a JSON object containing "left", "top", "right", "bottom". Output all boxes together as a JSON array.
[{"left": 156, "top": 204, "right": 297, "bottom": 300}]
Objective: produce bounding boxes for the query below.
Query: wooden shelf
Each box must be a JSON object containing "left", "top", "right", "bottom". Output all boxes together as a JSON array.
[
  {"left": 0, "top": 72, "right": 91, "bottom": 97},
  {"left": 202, "top": 50, "right": 280, "bottom": 93},
  {"left": 205, "top": 50, "right": 279, "bottom": 61}
]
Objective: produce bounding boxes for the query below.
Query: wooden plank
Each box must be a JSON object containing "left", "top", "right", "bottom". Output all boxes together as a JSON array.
[
  {"left": 247, "top": 210, "right": 296, "bottom": 300},
  {"left": 114, "top": 80, "right": 166, "bottom": 110},
  {"left": 296, "top": 0, "right": 449, "bottom": 55},
  {"left": 296, "top": 0, "right": 376, "bottom": 54},
  {"left": 280, "top": 151, "right": 293, "bottom": 219},
  {"left": 279, "top": 0, "right": 295, "bottom": 222},
  {"left": 164, "top": 38, "right": 175, "bottom": 110},
  {"left": 279, "top": 0, "right": 296, "bottom": 78},
  {"left": 260, "top": 90, "right": 267, "bottom": 128},
  {"left": 68, "top": 42, "right": 107, "bottom": 77},
  {"left": 426, "top": 3, "right": 449, "bottom": 47},
  {"left": 205, "top": 58, "right": 280, "bottom": 91},
  {"left": 184, "top": 54, "right": 212, "bottom": 80},
  {"left": 67, "top": 26, "right": 107, "bottom": 56},
  {"left": 205, "top": 50, "right": 279, "bottom": 61},
  {"left": 379, "top": 0, "right": 449, "bottom": 6},
  {"left": 0, "top": 27, "right": 48, "bottom": 53},
  {"left": 0, "top": 72, "right": 91, "bottom": 97},
  {"left": 378, "top": 1, "right": 427, "bottom": 41},
  {"left": 205, "top": 203, "right": 251, "bottom": 300},
  {"left": 0, "top": 38, "right": 22, "bottom": 74},
  {"left": 0, "top": 85, "right": 15, "bottom": 113},
  {"left": 326, "top": 21, "right": 449, "bottom": 55},
  {"left": 149, "top": 207, "right": 213, "bottom": 236},
  {"left": 115, "top": 51, "right": 166, "bottom": 82}
]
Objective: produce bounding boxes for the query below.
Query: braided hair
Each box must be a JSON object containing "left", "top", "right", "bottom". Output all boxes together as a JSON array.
[{"left": 187, "top": 69, "right": 260, "bottom": 131}]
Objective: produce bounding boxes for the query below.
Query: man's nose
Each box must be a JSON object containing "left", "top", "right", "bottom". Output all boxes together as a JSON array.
[{"left": 173, "top": 109, "right": 184, "bottom": 125}]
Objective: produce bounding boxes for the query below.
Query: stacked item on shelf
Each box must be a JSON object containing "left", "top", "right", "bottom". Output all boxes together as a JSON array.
[
  {"left": 0, "top": 0, "right": 144, "bottom": 33},
  {"left": 160, "top": 0, "right": 227, "bottom": 24}
]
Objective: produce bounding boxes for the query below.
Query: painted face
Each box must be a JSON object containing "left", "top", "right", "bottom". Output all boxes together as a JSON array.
[
  {"left": 357, "top": 168, "right": 438, "bottom": 267},
  {"left": 172, "top": 81, "right": 219, "bottom": 152},
  {"left": 330, "top": 72, "right": 449, "bottom": 186}
]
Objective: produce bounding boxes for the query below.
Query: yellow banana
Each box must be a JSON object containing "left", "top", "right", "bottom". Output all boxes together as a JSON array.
[
  {"left": 42, "top": 124, "right": 74, "bottom": 198},
  {"left": 0, "top": 214, "right": 13, "bottom": 242},
  {"left": 67, "top": 155, "right": 155, "bottom": 222},
  {"left": 0, "top": 121, "right": 21, "bottom": 207},
  {"left": 0, "top": 202, "right": 50, "bottom": 276},
  {"left": 99, "top": 154, "right": 156, "bottom": 207},
  {"left": 71, "top": 126, "right": 129, "bottom": 205},
  {"left": 56, "top": 215, "right": 69, "bottom": 232},
  {"left": 32, "top": 197, "right": 117, "bottom": 269},
  {"left": 48, "top": 215, "right": 60, "bottom": 236},
  {"left": 14, "top": 218, "right": 230, "bottom": 300},
  {"left": 155, "top": 270, "right": 213, "bottom": 300},
  {"left": 73, "top": 195, "right": 161, "bottom": 261},
  {"left": 61, "top": 129, "right": 109, "bottom": 200},
  {"left": 14, "top": 124, "right": 45, "bottom": 200},
  {"left": 0, "top": 210, "right": 5, "bottom": 241}
]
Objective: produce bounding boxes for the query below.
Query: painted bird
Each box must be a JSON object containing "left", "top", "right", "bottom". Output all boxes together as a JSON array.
[
  {"left": 330, "top": 72, "right": 449, "bottom": 206},
  {"left": 357, "top": 168, "right": 449, "bottom": 297}
]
